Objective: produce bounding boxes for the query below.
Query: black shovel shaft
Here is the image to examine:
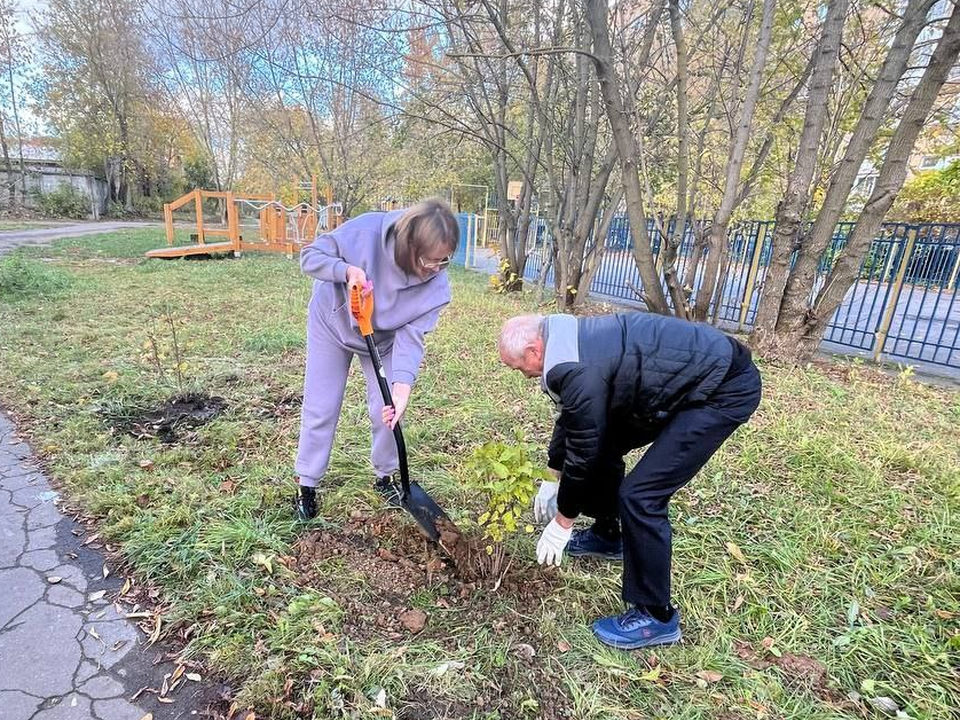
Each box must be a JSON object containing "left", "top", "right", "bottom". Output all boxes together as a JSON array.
[{"left": 362, "top": 333, "right": 412, "bottom": 499}]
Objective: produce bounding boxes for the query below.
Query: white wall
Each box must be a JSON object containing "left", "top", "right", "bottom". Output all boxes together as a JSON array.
[{"left": 0, "top": 167, "right": 109, "bottom": 219}]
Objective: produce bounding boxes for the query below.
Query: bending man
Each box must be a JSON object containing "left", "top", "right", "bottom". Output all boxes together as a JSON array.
[{"left": 498, "top": 312, "right": 761, "bottom": 649}]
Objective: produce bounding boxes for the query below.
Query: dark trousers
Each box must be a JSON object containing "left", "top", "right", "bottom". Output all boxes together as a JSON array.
[{"left": 589, "top": 363, "right": 762, "bottom": 607}]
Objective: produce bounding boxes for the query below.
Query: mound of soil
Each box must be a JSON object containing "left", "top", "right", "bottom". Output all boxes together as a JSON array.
[
  {"left": 105, "top": 392, "right": 227, "bottom": 443},
  {"left": 291, "top": 511, "right": 559, "bottom": 642}
]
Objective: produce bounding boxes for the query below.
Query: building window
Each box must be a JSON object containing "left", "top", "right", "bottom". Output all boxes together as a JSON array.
[
  {"left": 855, "top": 176, "right": 877, "bottom": 196},
  {"left": 920, "top": 155, "right": 939, "bottom": 169}
]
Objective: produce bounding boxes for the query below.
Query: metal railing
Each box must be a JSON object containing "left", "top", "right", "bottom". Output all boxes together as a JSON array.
[{"left": 507, "top": 212, "right": 959, "bottom": 370}]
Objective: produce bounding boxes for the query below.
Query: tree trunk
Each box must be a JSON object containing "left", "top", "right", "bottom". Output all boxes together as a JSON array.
[
  {"left": 4, "top": 40, "right": 25, "bottom": 202},
  {"left": 692, "top": 0, "right": 777, "bottom": 321},
  {"left": 663, "top": 0, "right": 691, "bottom": 318},
  {"left": 586, "top": 0, "right": 669, "bottom": 314},
  {"left": 736, "top": 53, "right": 815, "bottom": 208},
  {"left": 0, "top": 114, "right": 13, "bottom": 208},
  {"left": 751, "top": 0, "right": 850, "bottom": 348},
  {"left": 777, "top": 0, "right": 935, "bottom": 324},
  {"left": 782, "top": 0, "right": 960, "bottom": 361}
]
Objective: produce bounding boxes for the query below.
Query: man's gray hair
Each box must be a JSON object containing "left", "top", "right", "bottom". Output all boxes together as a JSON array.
[{"left": 499, "top": 314, "right": 544, "bottom": 360}]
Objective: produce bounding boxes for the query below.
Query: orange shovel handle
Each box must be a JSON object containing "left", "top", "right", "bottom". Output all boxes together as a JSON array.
[{"left": 350, "top": 283, "right": 374, "bottom": 336}]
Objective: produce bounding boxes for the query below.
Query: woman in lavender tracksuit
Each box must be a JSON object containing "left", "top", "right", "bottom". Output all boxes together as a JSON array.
[{"left": 294, "top": 199, "right": 460, "bottom": 520}]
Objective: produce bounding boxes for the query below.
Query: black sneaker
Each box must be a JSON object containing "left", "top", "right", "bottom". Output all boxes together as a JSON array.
[
  {"left": 566, "top": 528, "right": 623, "bottom": 560},
  {"left": 296, "top": 485, "right": 318, "bottom": 521},
  {"left": 374, "top": 475, "right": 403, "bottom": 508}
]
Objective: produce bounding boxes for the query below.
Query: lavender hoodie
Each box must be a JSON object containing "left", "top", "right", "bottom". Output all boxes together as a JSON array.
[{"left": 300, "top": 210, "right": 452, "bottom": 385}]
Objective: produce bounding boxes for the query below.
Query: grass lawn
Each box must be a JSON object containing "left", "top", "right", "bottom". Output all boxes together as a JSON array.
[{"left": 0, "top": 229, "right": 958, "bottom": 720}]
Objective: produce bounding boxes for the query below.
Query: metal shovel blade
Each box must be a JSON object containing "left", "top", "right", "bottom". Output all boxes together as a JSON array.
[{"left": 400, "top": 481, "right": 452, "bottom": 543}]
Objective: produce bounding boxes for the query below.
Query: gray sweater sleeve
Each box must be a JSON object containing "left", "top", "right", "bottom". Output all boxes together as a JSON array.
[
  {"left": 392, "top": 303, "right": 447, "bottom": 385},
  {"left": 300, "top": 230, "right": 350, "bottom": 282}
]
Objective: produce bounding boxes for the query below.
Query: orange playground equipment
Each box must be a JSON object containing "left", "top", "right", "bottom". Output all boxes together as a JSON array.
[{"left": 147, "top": 177, "right": 343, "bottom": 259}]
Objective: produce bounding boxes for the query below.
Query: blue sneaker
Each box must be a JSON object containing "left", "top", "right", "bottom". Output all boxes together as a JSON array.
[
  {"left": 592, "top": 607, "right": 682, "bottom": 649},
  {"left": 565, "top": 528, "right": 623, "bottom": 560}
]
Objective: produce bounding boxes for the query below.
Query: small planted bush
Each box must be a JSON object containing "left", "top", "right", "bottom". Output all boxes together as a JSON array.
[{"left": 465, "top": 438, "right": 549, "bottom": 585}]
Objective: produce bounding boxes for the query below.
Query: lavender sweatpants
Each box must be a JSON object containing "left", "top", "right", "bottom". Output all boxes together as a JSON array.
[{"left": 295, "top": 315, "right": 399, "bottom": 486}]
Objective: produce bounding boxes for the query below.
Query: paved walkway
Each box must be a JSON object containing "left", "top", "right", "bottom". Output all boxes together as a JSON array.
[
  {"left": 0, "top": 411, "right": 224, "bottom": 719},
  {"left": 0, "top": 222, "right": 158, "bottom": 256}
]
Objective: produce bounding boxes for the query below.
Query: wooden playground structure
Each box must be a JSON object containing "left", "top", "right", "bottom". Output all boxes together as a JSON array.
[{"left": 147, "top": 176, "right": 343, "bottom": 259}]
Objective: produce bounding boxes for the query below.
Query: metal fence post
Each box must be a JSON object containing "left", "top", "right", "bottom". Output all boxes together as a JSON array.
[
  {"left": 947, "top": 245, "right": 960, "bottom": 290},
  {"left": 738, "top": 223, "right": 767, "bottom": 330},
  {"left": 873, "top": 226, "right": 918, "bottom": 361},
  {"left": 468, "top": 214, "right": 476, "bottom": 267}
]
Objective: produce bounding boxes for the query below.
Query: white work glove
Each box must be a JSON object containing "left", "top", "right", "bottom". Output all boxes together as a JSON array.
[
  {"left": 536, "top": 519, "right": 573, "bottom": 567},
  {"left": 533, "top": 480, "right": 559, "bottom": 524}
]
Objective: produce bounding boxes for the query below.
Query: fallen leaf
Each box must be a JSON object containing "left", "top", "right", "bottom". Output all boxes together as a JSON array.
[
  {"left": 47, "top": 576, "right": 62, "bottom": 584},
  {"left": 102, "top": 371, "right": 119, "bottom": 383},
  {"left": 157, "top": 697, "right": 174, "bottom": 704},
  {"left": 374, "top": 687, "right": 387, "bottom": 708},
  {"left": 244, "top": 712, "right": 256, "bottom": 720},
  {"left": 726, "top": 541, "right": 747, "bottom": 565},
  {"left": 89, "top": 627, "right": 101, "bottom": 641},
  {"left": 171, "top": 665, "right": 184, "bottom": 682},
  {"left": 149, "top": 615, "right": 162, "bottom": 644},
  {"left": 102, "top": 564, "right": 110, "bottom": 579},
  {"left": 139, "top": 459, "right": 154, "bottom": 470},
  {"left": 431, "top": 660, "right": 466, "bottom": 676},
  {"left": 732, "top": 594, "right": 745, "bottom": 612},
  {"left": 557, "top": 640, "right": 571, "bottom": 653},
  {"left": 89, "top": 590, "right": 106, "bottom": 602},
  {"left": 120, "top": 577, "right": 132, "bottom": 595},
  {"left": 696, "top": 670, "right": 723, "bottom": 683},
  {"left": 139, "top": 714, "right": 153, "bottom": 720},
  {"left": 251, "top": 552, "right": 273, "bottom": 575},
  {"left": 761, "top": 636, "right": 775, "bottom": 650},
  {"left": 868, "top": 696, "right": 900, "bottom": 715},
  {"left": 186, "top": 673, "right": 201, "bottom": 682},
  {"left": 935, "top": 609, "right": 956, "bottom": 620},
  {"left": 513, "top": 643, "right": 536, "bottom": 661},
  {"left": 82, "top": 533, "right": 101, "bottom": 546},
  {"left": 398, "top": 609, "right": 427, "bottom": 634},
  {"left": 639, "top": 665, "right": 661, "bottom": 682},
  {"left": 847, "top": 599, "right": 861, "bottom": 626},
  {"left": 220, "top": 480, "right": 235, "bottom": 494}
]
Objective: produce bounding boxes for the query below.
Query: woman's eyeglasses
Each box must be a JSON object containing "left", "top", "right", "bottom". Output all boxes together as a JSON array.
[{"left": 418, "top": 255, "right": 452, "bottom": 270}]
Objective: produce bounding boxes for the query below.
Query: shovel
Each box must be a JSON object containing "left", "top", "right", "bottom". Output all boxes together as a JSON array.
[{"left": 350, "top": 283, "right": 453, "bottom": 543}]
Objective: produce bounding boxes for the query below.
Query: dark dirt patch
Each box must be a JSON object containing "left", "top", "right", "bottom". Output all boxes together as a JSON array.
[
  {"left": 808, "top": 358, "right": 893, "bottom": 387},
  {"left": 734, "top": 639, "right": 844, "bottom": 704},
  {"left": 395, "top": 688, "right": 476, "bottom": 720},
  {"left": 103, "top": 392, "right": 227, "bottom": 443},
  {"left": 291, "top": 511, "right": 560, "bottom": 643}
]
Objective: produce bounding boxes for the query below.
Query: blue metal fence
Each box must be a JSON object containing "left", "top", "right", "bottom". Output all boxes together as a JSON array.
[{"left": 511, "top": 214, "right": 960, "bottom": 370}]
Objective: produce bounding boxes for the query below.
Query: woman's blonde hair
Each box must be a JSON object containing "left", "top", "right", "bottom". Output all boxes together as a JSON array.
[{"left": 393, "top": 199, "right": 459, "bottom": 274}]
